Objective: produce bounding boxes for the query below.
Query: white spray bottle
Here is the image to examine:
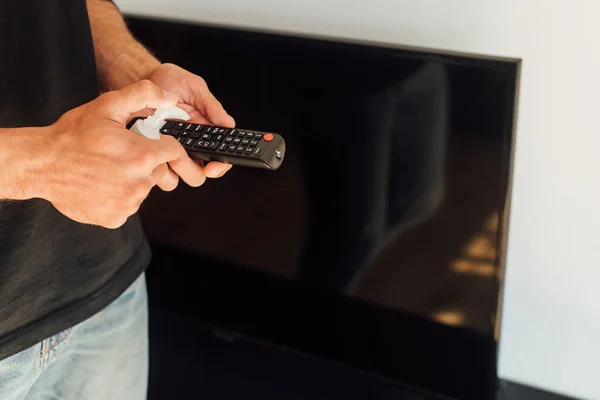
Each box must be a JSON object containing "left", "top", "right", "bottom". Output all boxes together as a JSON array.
[{"left": 130, "top": 106, "right": 191, "bottom": 140}]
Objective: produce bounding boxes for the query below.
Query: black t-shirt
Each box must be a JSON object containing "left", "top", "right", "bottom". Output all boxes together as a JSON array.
[{"left": 0, "top": 1, "right": 151, "bottom": 361}]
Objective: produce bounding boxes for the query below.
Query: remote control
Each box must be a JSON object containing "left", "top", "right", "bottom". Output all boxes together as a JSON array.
[{"left": 127, "top": 117, "right": 286, "bottom": 170}]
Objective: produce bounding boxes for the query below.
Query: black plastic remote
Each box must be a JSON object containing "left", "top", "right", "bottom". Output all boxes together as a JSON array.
[{"left": 127, "top": 117, "right": 286, "bottom": 170}]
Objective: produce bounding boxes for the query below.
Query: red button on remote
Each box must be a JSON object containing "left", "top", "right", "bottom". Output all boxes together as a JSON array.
[{"left": 264, "top": 133, "right": 274, "bottom": 142}]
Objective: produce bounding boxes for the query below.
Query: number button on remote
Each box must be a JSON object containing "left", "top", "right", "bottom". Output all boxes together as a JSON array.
[
  {"left": 236, "top": 146, "right": 244, "bottom": 154},
  {"left": 224, "top": 137, "right": 233, "bottom": 144},
  {"left": 233, "top": 138, "right": 241, "bottom": 145},
  {"left": 249, "top": 140, "right": 258, "bottom": 147},
  {"left": 254, "top": 134, "right": 263, "bottom": 141},
  {"left": 219, "top": 143, "right": 228, "bottom": 152},
  {"left": 227, "top": 145, "right": 236, "bottom": 153}
]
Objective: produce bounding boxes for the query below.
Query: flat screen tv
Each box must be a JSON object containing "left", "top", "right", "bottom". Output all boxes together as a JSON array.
[{"left": 125, "top": 16, "right": 519, "bottom": 400}]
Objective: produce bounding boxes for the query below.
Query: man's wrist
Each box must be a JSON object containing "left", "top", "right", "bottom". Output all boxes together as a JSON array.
[{"left": 0, "top": 127, "right": 51, "bottom": 201}]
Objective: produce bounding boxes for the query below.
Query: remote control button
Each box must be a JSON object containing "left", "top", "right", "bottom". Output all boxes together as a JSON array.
[
  {"left": 195, "top": 124, "right": 205, "bottom": 132},
  {"left": 202, "top": 134, "right": 212, "bottom": 141},
  {"left": 177, "top": 137, "right": 185, "bottom": 144},
  {"left": 236, "top": 146, "right": 244, "bottom": 153},
  {"left": 208, "top": 141, "right": 219, "bottom": 150},
  {"left": 185, "top": 123, "right": 196, "bottom": 131},
  {"left": 249, "top": 140, "right": 258, "bottom": 147},
  {"left": 241, "top": 139, "right": 250, "bottom": 146},
  {"left": 163, "top": 121, "right": 175, "bottom": 129},
  {"left": 160, "top": 128, "right": 170, "bottom": 135},
  {"left": 214, "top": 135, "right": 224, "bottom": 142},
  {"left": 185, "top": 139, "right": 195, "bottom": 147},
  {"left": 190, "top": 131, "right": 201, "bottom": 139},
  {"left": 244, "top": 148, "right": 253, "bottom": 155},
  {"left": 228, "top": 145, "right": 236, "bottom": 153},
  {"left": 264, "top": 133, "right": 274, "bottom": 142},
  {"left": 224, "top": 137, "right": 233, "bottom": 144},
  {"left": 228, "top": 129, "right": 237, "bottom": 137},
  {"left": 253, "top": 134, "right": 263, "bottom": 141},
  {"left": 194, "top": 140, "right": 205, "bottom": 148},
  {"left": 176, "top": 122, "right": 185, "bottom": 130},
  {"left": 180, "top": 130, "right": 189, "bottom": 138},
  {"left": 172, "top": 129, "right": 182, "bottom": 137},
  {"left": 246, "top": 132, "right": 254, "bottom": 139},
  {"left": 254, "top": 147, "right": 264, "bottom": 157},
  {"left": 202, "top": 141, "right": 211, "bottom": 149},
  {"left": 237, "top": 131, "right": 246, "bottom": 138},
  {"left": 217, "top": 128, "right": 229, "bottom": 135},
  {"left": 233, "top": 138, "right": 241, "bottom": 145},
  {"left": 219, "top": 143, "right": 228, "bottom": 152}
]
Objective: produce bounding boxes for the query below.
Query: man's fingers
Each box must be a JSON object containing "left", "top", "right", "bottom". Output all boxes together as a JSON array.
[
  {"left": 141, "top": 135, "right": 184, "bottom": 168},
  {"left": 193, "top": 87, "right": 235, "bottom": 128},
  {"left": 101, "top": 80, "right": 178, "bottom": 125},
  {"left": 176, "top": 103, "right": 212, "bottom": 125},
  {"left": 152, "top": 163, "right": 180, "bottom": 191},
  {"left": 204, "top": 162, "right": 232, "bottom": 178},
  {"left": 168, "top": 151, "right": 207, "bottom": 187},
  {"left": 136, "top": 128, "right": 228, "bottom": 185}
]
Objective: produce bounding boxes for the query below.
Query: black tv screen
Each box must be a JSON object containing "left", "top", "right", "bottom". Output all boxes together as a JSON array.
[{"left": 126, "top": 16, "right": 518, "bottom": 400}]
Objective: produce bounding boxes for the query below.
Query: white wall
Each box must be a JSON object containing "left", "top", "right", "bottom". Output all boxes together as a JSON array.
[{"left": 115, "top": 1, "right": 600, "bottom": 398}]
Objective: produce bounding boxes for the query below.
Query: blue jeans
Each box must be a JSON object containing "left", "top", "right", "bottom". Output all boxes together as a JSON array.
[{"left": 0, "top": 273, "right": 148, "bottom": 400}]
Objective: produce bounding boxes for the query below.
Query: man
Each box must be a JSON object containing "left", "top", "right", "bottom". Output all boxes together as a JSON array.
[{"left": 0, "top": 1, "right": 234, "bottom": 398}]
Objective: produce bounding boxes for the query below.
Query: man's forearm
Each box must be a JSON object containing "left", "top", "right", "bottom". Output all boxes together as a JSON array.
[
  {"left": 87, "top": 0, "right": 161, "bottom": 91},
  {"left": 0, "top": 128, "right": 48, "bottom": 201}
]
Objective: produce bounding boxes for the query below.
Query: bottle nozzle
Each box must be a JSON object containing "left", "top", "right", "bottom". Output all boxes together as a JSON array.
[{"left": 131, "top": 106, "right": 191, "bottom": 140}]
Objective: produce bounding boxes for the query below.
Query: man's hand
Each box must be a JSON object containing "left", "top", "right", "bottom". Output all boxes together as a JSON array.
[
  {"left": 40, "top": 80, "right": 207, "bottom": 229},
  {"left": 85, "top": 1, "right": 233, "bottom": 181},
  {"left": 146, "top": 63, "right": 235, "bottom": 178}
]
